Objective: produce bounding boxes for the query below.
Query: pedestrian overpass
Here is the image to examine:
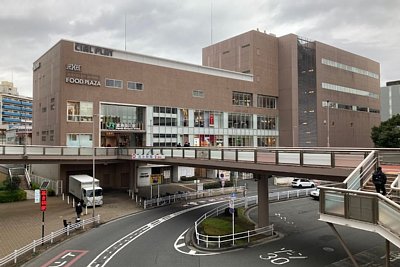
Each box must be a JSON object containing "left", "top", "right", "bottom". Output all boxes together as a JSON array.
[{"left": 1, "top": 145, "right": 400, "bottom": 266}]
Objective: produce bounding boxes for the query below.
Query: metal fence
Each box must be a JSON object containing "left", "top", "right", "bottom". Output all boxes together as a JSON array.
[
  {"left": 194, "top": 188, "right": 316, "bottom": 248},
  {"left": 142, "top": 186, "right": 246, "bottom": 209},
  {"left": 0, "top": 215, "right": 100, "bottom": 266}
]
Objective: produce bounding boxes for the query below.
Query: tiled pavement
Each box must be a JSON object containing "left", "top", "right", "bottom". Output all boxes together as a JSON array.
[{"left": 0, "top": 190, "right": 141, "bottom": 259}]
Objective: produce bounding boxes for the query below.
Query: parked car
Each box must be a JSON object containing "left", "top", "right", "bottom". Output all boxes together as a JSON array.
[
  {"left": 291, "top": 178, "right": 315, "bottom": 188},
  {"left": 310, "top": 188, "right": 320, "bottom": 200}
]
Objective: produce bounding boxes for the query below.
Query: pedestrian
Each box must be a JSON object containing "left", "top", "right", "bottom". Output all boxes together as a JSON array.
[
  {"left": 75, "top": 200, "right": 83, "bottom": 219},
  {"left": 372, "top": 166, "right": 387, "bottom": 195}
]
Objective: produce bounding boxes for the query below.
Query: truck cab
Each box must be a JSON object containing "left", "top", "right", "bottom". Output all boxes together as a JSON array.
[{"left": 82, "top": 186, "right": 103, "bottom": 206}]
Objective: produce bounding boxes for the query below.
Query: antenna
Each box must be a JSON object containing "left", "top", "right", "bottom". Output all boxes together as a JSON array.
[
  {"left": 210, "top": 0, "right": 213, "bottom": 44},
  {"left": 124, "top": 13, "right": 127, "bottom": 51}
]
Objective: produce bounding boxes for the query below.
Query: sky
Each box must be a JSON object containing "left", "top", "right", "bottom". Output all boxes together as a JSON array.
[{"left": 1, "top": 0, "right": 399, "bottom": 97}]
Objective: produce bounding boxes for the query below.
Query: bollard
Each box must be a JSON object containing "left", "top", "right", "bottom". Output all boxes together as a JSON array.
[
  {"left": 72, "top": 198, "right": 75, "bottom": 207},
  {"left": 67, "top": 195, "right": 70, "bottom": 204},
  {"left": 85, "top": 205, "right": 88, "bottom": 215},
  {"left": 62, "top": 193, "right": 65, "bottom": 201},
  {"left": 14, "top": 249, "right": 17, "bottom": 264}
]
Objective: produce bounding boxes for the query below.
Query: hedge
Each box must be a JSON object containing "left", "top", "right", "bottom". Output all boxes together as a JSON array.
[{"left": 0, "top": 189, "right": 27, "bottom": 203}]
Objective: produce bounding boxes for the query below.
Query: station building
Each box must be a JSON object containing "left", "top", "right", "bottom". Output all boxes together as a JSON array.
[{"left": 31, "top": 30, "right": 381, "bottom": 190}]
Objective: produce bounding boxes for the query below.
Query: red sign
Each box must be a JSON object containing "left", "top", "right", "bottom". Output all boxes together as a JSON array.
[
  {"left": 40, "top": 189, "right": 47, "bottom": 211},
  {"left": 209, "top": 114, "right": 214, "bottom": 126}
]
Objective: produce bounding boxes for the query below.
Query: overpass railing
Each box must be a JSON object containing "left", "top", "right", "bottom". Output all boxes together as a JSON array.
[
  {"left": 0, "top": 215, "right": 100, "bottom": 266},
  {"left": 318, "top": 149, "right": 400, "bottom": 247}
]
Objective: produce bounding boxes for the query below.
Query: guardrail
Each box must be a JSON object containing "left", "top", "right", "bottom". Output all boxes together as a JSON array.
[
  {"left": 0, "top": 215, "right": 100, "bottom": 267},
  {"left": 194, "top": 196, "right": 274, "bottom": 248},
  {"left": 319, "top": 186, "right": 400, "bottom": 246},
  {"left": 143, "top": 186, "right": 246, "bottom": 209},
  {"left": 193, "top": 188, "right": 316, "bottom": 249},
  {"left": 0, "top": 144, "right": 378, "bottom": 170}
]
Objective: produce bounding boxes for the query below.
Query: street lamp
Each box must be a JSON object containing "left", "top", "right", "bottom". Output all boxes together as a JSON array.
[
  {"left": 92, "top": 114, "right": 98, "bottom": 219},
  {"left": 326, "top": 100, "right": 330, "bottom": 147}
]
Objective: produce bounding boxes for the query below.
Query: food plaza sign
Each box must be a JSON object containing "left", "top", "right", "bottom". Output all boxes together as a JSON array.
[{"left": 65, "top": 63, "right": 101, "bottom": 87}]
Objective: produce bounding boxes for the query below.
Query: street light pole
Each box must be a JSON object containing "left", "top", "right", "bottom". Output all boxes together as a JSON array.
[
  {"left": 327, "top": 100, "right": 330, "bottom": 147},
  {"left": 92, "top": 114, "right": 96, "bottom": 219}
]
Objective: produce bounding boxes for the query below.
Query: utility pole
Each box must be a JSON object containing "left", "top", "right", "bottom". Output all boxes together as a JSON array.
[{"left": 327, "top": 100, "right": 330, "bottom": 147}]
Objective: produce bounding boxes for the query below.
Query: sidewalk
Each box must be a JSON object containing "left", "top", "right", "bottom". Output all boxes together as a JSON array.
[{"left": 0, "top": 190, "right": 141, "bottom": 259}]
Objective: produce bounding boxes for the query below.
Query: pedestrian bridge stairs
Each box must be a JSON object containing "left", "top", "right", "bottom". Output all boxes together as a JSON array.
[{"left": 362, "top": 172, "right": 399, "bottom": 204}]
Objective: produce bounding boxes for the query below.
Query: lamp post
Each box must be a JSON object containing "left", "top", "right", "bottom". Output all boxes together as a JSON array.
[
  {"left": 92, "top": 114, "right": 97, "bottom": 219},
  {"left": 327, "top": 100, "right": 330, "bottom": 147}
]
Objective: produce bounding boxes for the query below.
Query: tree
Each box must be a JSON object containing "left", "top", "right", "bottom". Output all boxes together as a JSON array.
[{"left": 371, "top": 114, "right": 400, "bottom": 147}]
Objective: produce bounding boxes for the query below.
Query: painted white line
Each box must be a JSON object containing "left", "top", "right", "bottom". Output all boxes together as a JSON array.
[
  {"left": 188, "top": 250, "right": 196, "bottom": 255},
  {"left": 175, "top": 243, "right": 185, "bottom": 248},
  {"left": 89, "top": 201, "right": 224, "bottom": 266},
  {"left": 173, "top": 228, "right": 218, "bottom": 256}
]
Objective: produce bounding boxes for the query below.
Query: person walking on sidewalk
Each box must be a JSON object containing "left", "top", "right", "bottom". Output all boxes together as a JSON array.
[
  {"left": 75, "top": 200, "right": 83, "bottom": 221},
  {"left": 372, "top": 166, "right": 387, "bottom": 195}
]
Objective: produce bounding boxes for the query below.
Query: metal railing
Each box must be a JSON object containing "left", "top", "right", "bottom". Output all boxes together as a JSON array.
[
  {"left": 193, "top": 187, "right": 316, "bottom": 248},
  {"left": 0, "top": 215, "right": 100, "bottom": 266},
  {"left": 142, "top": 186, "right": 245, "bottom": 209},
  {"left": 194, "top": 196, "right": 274, "bottom": 249},
  {"left": 389, "top": 174, "right": 400, "bottom": 203}
]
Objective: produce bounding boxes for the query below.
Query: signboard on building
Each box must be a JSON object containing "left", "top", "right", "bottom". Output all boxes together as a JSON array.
[{"left": 131, "top": 154, "right": 165, "bottom": 160}]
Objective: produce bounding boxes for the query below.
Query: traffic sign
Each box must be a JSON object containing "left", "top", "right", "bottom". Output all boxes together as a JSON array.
[
  {"left": 34, "top": 189, "right": 40, "bottom": 203},
  {"left": 40, "top": 189, "right": 47, "bottom": 211}
]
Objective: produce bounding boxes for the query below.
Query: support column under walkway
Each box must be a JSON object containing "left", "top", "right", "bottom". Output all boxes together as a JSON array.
[{"left": 257, "top": 174, "right": 269, "bottom": 227}]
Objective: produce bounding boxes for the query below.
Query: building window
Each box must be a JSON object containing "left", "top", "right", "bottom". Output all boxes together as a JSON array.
[
  {"left": 127, "top": 81, "right": 143, "bottom": 91},
  {"left": 41, "top": 136, "right": 46, "bottom": 141},
  {"left": 105, "top": 78, "right": 123, "bottom": 89},
  {"left": 228, "top": 113, "right": 252, "bottom": 129},
  {"left": 322, "top": 82, "right": 379, "bottom": 99},
  {"left": 67, "top": 101, "right": 93, "bottom": 122},
  {"left": 193, "top": 90, "right": 204, "bottom": 98},
  {"left": 257, "top": 116, "right": 277, "bottom": 130},
  {"left": 257, "top": 95, "right": 277, "bottom": 109},
  {"left": 152, "top": 106, "right": 177, "bottom": 127},
  {"left": 66, "top": 133, "right": 92, "bottom": 147},
  {"left": 321, "top": 58, "right": 379, "bottom": 79},
  {"left": 232, "top": 91, "right": 252, "bottom": 106},
  {"left": 42, "top": 107, "right": 47, "bottom": 112}
]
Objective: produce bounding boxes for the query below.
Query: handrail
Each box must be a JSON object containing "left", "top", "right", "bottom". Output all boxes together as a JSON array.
[
  {"left": 0, "top": 215, "right": 100, "bottom": 266},
  {"left": 342, "top": 150, "right": 376, "bottom": 190},
  {"left": 193, "top": 187, "right": 316, "bottom": 248}
]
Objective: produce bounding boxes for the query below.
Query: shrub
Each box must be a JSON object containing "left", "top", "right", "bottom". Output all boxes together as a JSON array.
[
  {"left": 180, "top": 176, "right": 197, "bottom": 182},
  {"left": 3, "top": 176, "right": 21, "bottom": 191},
  {"left": 47, "top": 189, "right": 56, "bottom": 196},
  {"left": 31, "top": 182, "right": 40, "bottom": 190},
  {"left": 204, "top": 181, "right": 234, "bottom": 189},
  {"left": 0, "top": 189, "right": 27, "bottom": 203}
]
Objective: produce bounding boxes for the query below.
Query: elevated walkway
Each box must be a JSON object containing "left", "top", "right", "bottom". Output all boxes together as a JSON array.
[{"left": 318, "top": 150, "right": 400, "bottom": 266}]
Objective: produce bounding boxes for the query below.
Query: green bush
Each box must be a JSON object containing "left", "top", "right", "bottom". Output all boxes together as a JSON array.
[
  {"left": 204, "top": 181, "right": 233, "bottom": 189},
  {"left": 0, "top": 189, "right": 27, "bottom": 203},
  {"left": 3, "top": 176, "right": 21, "bottom": 191},
  {"left": 180, "top": 176, "right": 198, "bottom": 182},
  {"left": 31, "top": 182, "right": 40, "bottom": 190},
  {"left": 47, "top": 189, "right": 56, "bottom": 196}
]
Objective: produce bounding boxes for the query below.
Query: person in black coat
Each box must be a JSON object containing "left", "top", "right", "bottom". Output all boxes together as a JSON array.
[
  {"left": 75, "top": 200, "right": 83, "bottom": 218},
  {"left": 372, "top": 166, "right": 387, "bottom": 195}
]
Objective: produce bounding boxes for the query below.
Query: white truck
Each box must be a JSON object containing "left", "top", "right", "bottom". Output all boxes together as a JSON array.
[{"left": 68, "top": 174, "right": 103, "bottom": 207}]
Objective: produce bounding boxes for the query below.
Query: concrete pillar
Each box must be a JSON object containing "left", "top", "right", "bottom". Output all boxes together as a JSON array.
[{"left": 257, "top": 174, "right": 269, "bottom": 227}]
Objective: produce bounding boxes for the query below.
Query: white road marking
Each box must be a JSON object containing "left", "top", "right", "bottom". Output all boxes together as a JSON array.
[
  {"left": 173, "top": 228, "right": 218, "bottom": 256},
  {"left": 88, "top": 201, "right": 224, "bottom": 266}
]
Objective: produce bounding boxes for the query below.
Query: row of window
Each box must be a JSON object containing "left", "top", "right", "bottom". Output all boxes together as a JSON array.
[
  {"left": 321, "top": 58, "right": 379, "bottom": 79},
  {"left": 322, "top": 82, "right": 379, "bottom": 99},
  {"left": 232, "top": 92, "right": 277, "bottom": 109},
  {"left": 105, "top": 79, "right": 144, "bottom": 91},
  {"left": 322, "top": 101, "right": 379, "bottom": 114}
]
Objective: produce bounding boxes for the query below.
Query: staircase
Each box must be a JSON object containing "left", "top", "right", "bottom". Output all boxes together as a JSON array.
[
  {"left": 362, "top": 171, "right": 399, "bottom": 204},
  {"left": 8, "top": 167, "right": 31, "bottom": 190}
]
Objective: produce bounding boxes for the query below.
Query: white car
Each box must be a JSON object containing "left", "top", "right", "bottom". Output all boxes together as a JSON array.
[
  {"left": 310, "top": 188, "right": 320, "bottom": 200},
  {"left": 291, "top": 178, "right": 315, "bottom": 188}
]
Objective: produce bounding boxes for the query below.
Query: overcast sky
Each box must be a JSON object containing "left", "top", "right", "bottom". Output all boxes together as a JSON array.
[{"left": 1, "top": 0, "right": 399, "bottom": 97}]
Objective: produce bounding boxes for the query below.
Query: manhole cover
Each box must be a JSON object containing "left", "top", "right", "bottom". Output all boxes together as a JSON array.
[{"left": 323, "top": 247, "right": 335, "bottom": 252}]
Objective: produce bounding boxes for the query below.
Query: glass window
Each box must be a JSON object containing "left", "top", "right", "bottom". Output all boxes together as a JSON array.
[
  {"left": 105, "top": 78, "right": 123, "bottom": 89},
  {"left": 257, "top": 95, "right": 277, "bottom": 109},
  {"left": 67, "top": 101, "right": 93, "bottom": 122},
  {"left": 128, "top": 81, "right": 144, "bottom": 90},
  {"left": 257, "top": 116, "right": 277, "bottom": 130},
  {"left": 193, "top": 90, "right": 204, "bottom": 98},
  {"left": 232, "top": 91, "right": 253, "bottom": 106},
  {"left": 228, "top": 113, "right": 252, "bottom": 129}
]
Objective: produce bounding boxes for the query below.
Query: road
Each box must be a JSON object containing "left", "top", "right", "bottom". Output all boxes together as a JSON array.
[{"left": 22, "top": 192, "right": 398, "bottom": 267}]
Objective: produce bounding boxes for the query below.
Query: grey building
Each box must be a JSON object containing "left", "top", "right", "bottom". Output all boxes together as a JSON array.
[{"left": 380, "top": 80, "right": 400, "bottom": 121}]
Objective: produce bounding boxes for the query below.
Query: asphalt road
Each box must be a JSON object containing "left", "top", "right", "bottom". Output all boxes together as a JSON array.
[{"left": 21, "top": 193, "right": 399, "bottom": 267}]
